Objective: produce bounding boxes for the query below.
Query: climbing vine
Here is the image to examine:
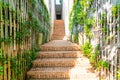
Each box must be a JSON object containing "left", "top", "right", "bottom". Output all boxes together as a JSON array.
[
  {"left": 69, "top": 0, "right": 95, "bottom": 42},
  {"left": 0, "top": 0, "right": 50, "bottom": 80},
  {"left": 70, "top": 0, "right": 120, "bottom": 80}
]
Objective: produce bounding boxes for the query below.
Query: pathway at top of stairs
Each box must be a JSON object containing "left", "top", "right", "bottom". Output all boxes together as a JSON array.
[
  {"left": 27, "top": 40, "right": 99, "bottom": 80},
  {"left": 52, "top": 20, "right": 66, "bottom": 40}
]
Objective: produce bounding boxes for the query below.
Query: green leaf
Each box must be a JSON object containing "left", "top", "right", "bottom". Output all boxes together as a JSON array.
[{"left": 0, "top": 66, "right": 4, "bottom": 75}]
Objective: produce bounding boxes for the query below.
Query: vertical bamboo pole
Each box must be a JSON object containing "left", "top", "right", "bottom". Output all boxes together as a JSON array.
[
  {"left": 20, "top": 0, "right": 23, "bottom": 51},
  {"left": 12, "top": 0, "right": 17, "bottom": 79},
  {"left": 10, "top": 0, "right": 15, "bottom": 79},
  {"left": 3, "top": 0, "right": 8, "bottom": 79},
  {"left": 6, "top": 0, "right": 11, "bottom": 79},
  {"left": 9, "top": 0, "right": 13, "bottom": 79},
  {"left": 0, "top": 0, "right": 3, "bottom": 79}
]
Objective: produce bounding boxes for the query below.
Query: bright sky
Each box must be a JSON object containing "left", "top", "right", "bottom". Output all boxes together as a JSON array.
[{"left": 56, "top": 0, "right": 61, "bottom": 5}]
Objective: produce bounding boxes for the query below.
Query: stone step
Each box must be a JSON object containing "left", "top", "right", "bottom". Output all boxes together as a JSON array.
[
  {"left": 32, "top": 58, "right": 76, "bottom": 67},
  {"left": 37, "top": 51, "right": 82, "bottom": 58},
  {"left": 27, "top": 67, "right": 70, "bottom": 79}
]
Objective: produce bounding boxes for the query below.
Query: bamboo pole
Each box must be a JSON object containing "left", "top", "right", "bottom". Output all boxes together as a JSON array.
[
  {"left": 8, "top": 0, "right": 13, "bottom": 79},
  {"left": 3, "top": 0, "right": 8, "bottom": 80},
  {"left": 12, "top": 0, "right": 17, "bottom": 79},
  {"left": 5, "top": 0, "right": 11, "bottom": 80},
  {"left": 0, "top": 0, "right": 3, "bottom": 79}
]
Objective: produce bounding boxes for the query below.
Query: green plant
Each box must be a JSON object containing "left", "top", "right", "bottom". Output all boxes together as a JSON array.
[
  {"left": 69, "top": 0, "right": 95, "bottom": 39},
  {"left": 74, "top": 34, "right": 79, "bottom": 43},
  {"left": 82, "top": 41, "right": 93, "bottom": 57},
  {"left": 112, "top": 6, "right": 117, "bottom": 17},
  {"left": 0, "top": 49, "right": 3, "bottom": 75},
  {"left": 96, "top": 60, "right": 109, "bottom": 70},
  {"left": 0, "top": 66, "right": 3, "bottom": 75},
  {"left": 117, "top": 26, "right": 120, "bottom": 31},
  {"left": 91, "top": 8, "right": 96, "bottom": 12},
  {"left": 117, "top": 69, "right": 120, "bottom": 79},
  {"left": 102, "top": 26, "right": 107, "bottom": 33},
  {"left": 90, "top": 50, "right": 99, "bottom": 64},
  {"left": 0, "top": 0, "right": 50, "bottom": 80},
  {"left": 99, "top": 13, "right": 106, "bottom": 25}
]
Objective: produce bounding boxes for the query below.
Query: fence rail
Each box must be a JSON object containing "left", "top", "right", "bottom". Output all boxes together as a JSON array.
[
  {"left": 0, "top": 0, "right": 50, "bottom": 80},
  {"left": 90, "top": 0, "right": 120, "bottom": 80},
  {"left": 70, "top": 0, "right": 120, "bottom": 80}
]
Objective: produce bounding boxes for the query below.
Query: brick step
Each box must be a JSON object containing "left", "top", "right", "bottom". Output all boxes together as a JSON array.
[
  {"left": 53, "top": 20, "right": 65, "bottom": 40},
  {"left": 53, "top": 30, "right": 65, "bottom": 31},
  {"left": 37, "top": 51, "right": 82, "bottom": 58},
  {"left": 54, "top": 24, "right": 64, "bottom": 26},
  {"left": 51, "top": 37, "right": 64, "bottom": 40},
  {"left": 53, "top": 29, "right": 65, "bottom": 30},
  {"left": 27, "top": 67, "right": 70, "bottom": 79},
  {"left": 32, "top": 58, "right": 76, "bottom": 67},
  {"left": 52, "top": 36, "right": 65, "bottom": 40},
  {"left": 40, "top": 40, "right": 80, "bottom": 51},
  {"left": 54, "top": 21, "right": 64, "bottom": 23},
  {"left": 53, "top": 30, "right": 65, "bottom": 32},
  {"left": 54, "top": 25, "right": 65, "bottom": 29},
  {"left": 54, "top": 20, "right": 64, "bottom": 22},
  {"left": 54, "top": 23, "right": 64, "bottom": 25},
  {"left": 54, "top": 26, "right": 64, "bottom": 28},
  {"left": 27, "top": 67, "right": 98, "bottom": 79},
  {"left": 40, "top": 45, "right": 80, "bottom": 51},
  {"left": 33, "top": 57, "right": 92, "bottom": 68},
  {"left": 28, "top": 77, "right": 98, "bottom": 80},
  {"left": 51, "top": 38, "right": 64, "bottom": 40},
  {"left": 52, "top": 34, "right": 65, "bottom": 36},
  {"left": 28, "top": 79, "right": 69, "bottom": 80},
  {"left": 53, "top": 32, "right": 65, "bottom": 34}
]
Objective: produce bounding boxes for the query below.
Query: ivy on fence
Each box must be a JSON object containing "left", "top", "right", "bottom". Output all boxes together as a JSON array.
[
  {"left": 70, "top": 0, "right": 120, "bottom": 80},
  {"left": 0, "top": 0, "right": 51, "bottom": 80}
]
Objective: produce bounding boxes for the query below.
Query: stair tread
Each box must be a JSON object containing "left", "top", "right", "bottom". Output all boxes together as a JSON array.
[
  {"left": 33, "top": 58, "right": 77, "bottom": 61},
  {"left": 37, "top": 51, "right": 82, "bottom": 58},
  {"left": 28, "top": 79, "right": 69, "bottom": 80},
  {"left": 28, "top": 67, "right": 71, "bottom": 72},
  {"left": 40, "top": 40, "right": 80, "bottom": 51},
  {"left": 27, "top": 67, "right": 97, "bottom": 76},
  {"left": 41, "top": 40, "right": 79, "bottom": 47},
  {"left": 27, "top": 20, "right": 98, "bottom": 79},
  {"left": 38, "top": 51, "right": 81, "bottom": 53},
  {"left": 32, "top": 58, "right": 78, "bottom": 67}
]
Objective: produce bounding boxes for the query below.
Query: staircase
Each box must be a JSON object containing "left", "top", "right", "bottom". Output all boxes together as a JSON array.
[
  {"left": 52, "top": 20, "right": 65, "bottom": 40},
  {"left": 27, "top": 20, "right": 98, "bottom": 80}
]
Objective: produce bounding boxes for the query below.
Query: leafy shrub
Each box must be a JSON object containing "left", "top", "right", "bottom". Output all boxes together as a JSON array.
[
  {"left": 96, "top": 59, "right": 109, "bottom": 70},
  {"left": 82, "top": 41, "right": 93, "bottom": 57}
]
